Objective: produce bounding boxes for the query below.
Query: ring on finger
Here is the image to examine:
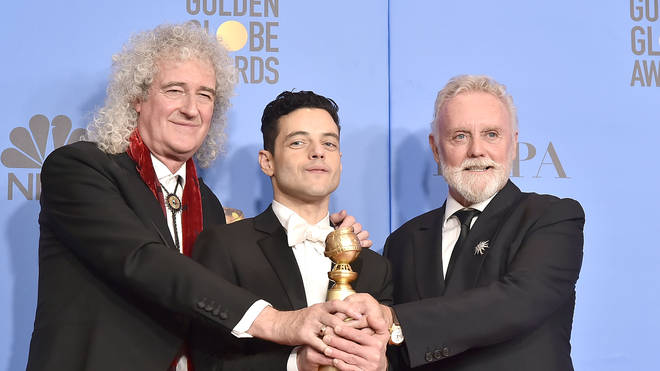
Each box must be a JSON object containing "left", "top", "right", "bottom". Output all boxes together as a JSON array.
[{"left": 319, "top": 324, "right": 327, "bottom": 337}]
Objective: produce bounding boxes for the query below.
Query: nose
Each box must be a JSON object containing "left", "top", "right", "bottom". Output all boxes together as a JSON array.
[
  {"left": 309, "top": 141, "right": 325, "bottom": 159},
  {"left": 467, "top": 137, "right": 486, "bottom": 158},
  {"left": 179, "top": 94, "right": 198, "bottom": 118}
]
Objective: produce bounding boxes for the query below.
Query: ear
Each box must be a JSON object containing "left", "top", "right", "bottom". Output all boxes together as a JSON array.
[
  {"left": 134, "top": 99, "right": 142, "bottom": 114},
  {"left": 428, "top": 134, "right": 442, "bottom": 164},
  {"left": 258, "top": 149, "right": 275, "bottom": 176},
  {"left": 510, "top": 130, "right": 519, "bottom": 162}
]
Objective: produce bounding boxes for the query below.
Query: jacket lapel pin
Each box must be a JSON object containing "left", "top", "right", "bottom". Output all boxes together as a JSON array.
[{"left": 474, "top": 240, "right": 489, "bottom": 255}]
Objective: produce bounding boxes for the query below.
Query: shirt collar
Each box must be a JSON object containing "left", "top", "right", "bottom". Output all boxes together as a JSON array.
[
  {"left": 272, "top": 200, "right": 330, "bottom": 232},
  {"left": 150, "top": 154, "right": 186, "bottom": 188},
  {"left": 443, "top": 192, "right": 496, "bottom": 226}
]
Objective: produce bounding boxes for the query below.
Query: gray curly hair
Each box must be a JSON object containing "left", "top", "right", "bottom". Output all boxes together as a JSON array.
[
  {"left": 431, "top": 75, "right": 518, "bottom": 136},
  {"left": 85, "top": 22, "right": 237, "bottom": 167}
]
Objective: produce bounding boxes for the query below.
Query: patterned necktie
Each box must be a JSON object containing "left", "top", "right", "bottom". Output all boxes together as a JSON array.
[{"left": 445, "top": 208, "right": 481, "bottom": 282}]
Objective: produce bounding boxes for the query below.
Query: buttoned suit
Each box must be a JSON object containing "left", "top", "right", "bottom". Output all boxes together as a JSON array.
[
  {"left": 27, "top": 141, "right": 260, "bottom": 371},
  {"left": 190, "top": 205, "right": 393, "bottom": 371},
  {"left": 385, "top": 181, "right": 584, "bottom": 370}
]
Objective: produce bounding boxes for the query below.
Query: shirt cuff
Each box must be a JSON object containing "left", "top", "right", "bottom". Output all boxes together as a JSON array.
[
  {"left": 231, "top": 299, "right": 271, "bottom": 338},
  {"left": 286, "top": 346, "right": 301, "bottom": 371}
]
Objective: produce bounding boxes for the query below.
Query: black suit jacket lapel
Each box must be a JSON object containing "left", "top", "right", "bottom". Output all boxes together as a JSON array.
[
  {"left": 255, "top": 206, "right": 308, "bottom": 310},
  {"left": 113, "top": 152, "right": 177, "bottom": 251},
  {"left": 413, "top": 205, "right": 446, "bottom": 299},
  {"left": 444, "top": 181, "right": 522, "bottom": 295}
]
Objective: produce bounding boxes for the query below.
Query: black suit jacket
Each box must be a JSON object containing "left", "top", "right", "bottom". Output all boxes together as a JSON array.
[
  {"left": 385, "top": 181, "right": 584, "bottom": 370},
  {"left": 27, "top": 141, "right": 260, "bottom": 371},
  {"left": 191, "top": 205, "right": 393, "bottom": 371}
]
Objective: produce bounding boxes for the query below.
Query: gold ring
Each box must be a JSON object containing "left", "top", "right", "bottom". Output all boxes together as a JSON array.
[{"left": 319, "top": 324, "right": 327, "bottom": 337}]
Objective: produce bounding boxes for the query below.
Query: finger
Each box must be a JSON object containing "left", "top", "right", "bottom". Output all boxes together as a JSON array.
[
  {"left": 325, "top": 328, "right": 388, "bottom": 370},
  {"left": 359, "top": 238, "right": 373, "bottom": 249},
  {"left": 359, "top": 327, "right": 376, "bottom": 336},
  {"left": 305, "top": 331, "right": 332, "bottom": 353},
  {"left": 343, "top": 294, "right": 384, "bottom": 324},
  {"left": 332, "top": 357, "right": 362, "bottom": 371},
  {"left": 341, "top": 317, "right": 369, "bottom": 329},
  {"left": 365, "top": 311, "right": 389, "bottom": 333},
  {"left": 351, "top": 222, "right": 363, "bottom": 235},
  {"left": 323, "top": 300, "right": 364, "bottom": 321},
  {"left": 333, "top": 324, "right": 381, "bottom": 348},
  {"left": 301, "top": 346, "right": 334, "bottom": 367},
  {"left": 336, "top": 214, "right": 355, "bottom": 229},
  {"left": 355, "top": 229, "right": 369, "bottom": 241},
  {"left": 332, "top": 312, "right": 368, "bottom": 329},
  {"left": 329, "top": 210, "right": 347, "bottom": 225},
  {"left": 334, "top": 311, "right": 349, "bottom": 321},
  {"left": 323, "top": 340, "right": 368, "bottom": 369}
]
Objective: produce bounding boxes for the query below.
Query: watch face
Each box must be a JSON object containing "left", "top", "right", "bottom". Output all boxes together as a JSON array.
[{"left": 390, "top": 326, "right": 404, "bottom": 345}]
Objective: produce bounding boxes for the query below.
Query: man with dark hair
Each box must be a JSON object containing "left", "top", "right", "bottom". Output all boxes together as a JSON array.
[
  {"left": 261, "top": 90, "right": 340, "bottom": 153},
  {"left": 192, "top": 90, "right": 392, "bottom": 371}
]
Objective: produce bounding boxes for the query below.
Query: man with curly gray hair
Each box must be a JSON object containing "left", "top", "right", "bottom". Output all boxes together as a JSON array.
[{"left": 27, "top": 23, "right": 376, "bottom": 371}]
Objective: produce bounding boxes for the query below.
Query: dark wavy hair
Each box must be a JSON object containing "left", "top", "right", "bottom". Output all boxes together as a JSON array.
[{"left": 260, "top": 90, "right": 340, "bottom": 153}]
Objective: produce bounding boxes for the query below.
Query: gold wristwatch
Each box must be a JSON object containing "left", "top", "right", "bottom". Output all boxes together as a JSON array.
[{"left": 388, "top": 306, "right": 404, "bottom": 345}]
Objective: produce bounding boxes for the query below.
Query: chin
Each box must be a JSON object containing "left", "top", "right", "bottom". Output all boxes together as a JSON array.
[{"left": 447, "top": 170, "right": 507, "bottom": 205}]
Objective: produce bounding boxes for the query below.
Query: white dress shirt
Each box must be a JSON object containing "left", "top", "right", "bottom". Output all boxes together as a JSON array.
[
  {"left": 272, "top": 200, "right": 334, "bottom": 371},
  {"left": 220, "top": 201, "right": 334, "bottom": 370},
  {"left": 151, "top": 155, "right": 185, "bottom": 253},
  {"left": 441, "top": 193, "right": 496, "bottom": 277},
  {"left": 151, "top": 156, "right": 189, "bottom": 371}
]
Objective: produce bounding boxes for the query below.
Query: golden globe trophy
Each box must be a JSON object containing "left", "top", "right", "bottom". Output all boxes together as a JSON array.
[{"left": 321, "top": 226, "right": 362, "bottom": 371}]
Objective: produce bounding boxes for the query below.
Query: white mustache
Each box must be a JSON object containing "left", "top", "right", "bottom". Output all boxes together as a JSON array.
[{"left": 444, "top": 158, "right": 501, "bottom": 174}]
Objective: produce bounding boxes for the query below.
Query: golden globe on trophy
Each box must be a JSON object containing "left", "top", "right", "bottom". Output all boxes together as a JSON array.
[
  {"left": 320, "top": 226, "right": 362, "bottom": 371},
  {"left": 324, "top": 226, "right": 362, "bottom": 300}
]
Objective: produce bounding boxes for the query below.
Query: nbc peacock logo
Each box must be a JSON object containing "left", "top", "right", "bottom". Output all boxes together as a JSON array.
[{"left": 2, "top": 114, "right": 84, "bottom": 200}]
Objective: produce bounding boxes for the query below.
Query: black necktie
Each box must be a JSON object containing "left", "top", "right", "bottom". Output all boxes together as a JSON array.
[{"left": 445, "top": 208, "right": 481, "bottom": 282}]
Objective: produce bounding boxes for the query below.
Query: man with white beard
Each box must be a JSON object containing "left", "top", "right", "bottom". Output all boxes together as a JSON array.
[{"left": 326, "top": 75, "right": 585, "bottom": 371}]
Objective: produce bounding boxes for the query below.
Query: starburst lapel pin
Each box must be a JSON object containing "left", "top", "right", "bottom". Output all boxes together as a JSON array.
[{"left": 474, "top": 240, "right": 489, "bottom": 255}]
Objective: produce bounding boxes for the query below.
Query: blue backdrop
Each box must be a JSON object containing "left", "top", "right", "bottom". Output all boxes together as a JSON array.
[{"left": 1, "top": 1, "right": 658, "bottom": 370}]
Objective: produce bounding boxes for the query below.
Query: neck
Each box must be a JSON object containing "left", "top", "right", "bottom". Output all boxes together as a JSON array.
[
  {"left": 273, "top": 193, "right": 329, "bottom": 225},
  {"left": 449, "top": 188, "right": 472, "bottom": 208},
  {"left": 153, "top": 153, "right": 186, "bottom": 174}
]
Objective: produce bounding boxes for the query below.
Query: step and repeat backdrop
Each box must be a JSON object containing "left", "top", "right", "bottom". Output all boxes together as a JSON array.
[{"left": 1, "top": 1, "right": 658, "bottom": 370}]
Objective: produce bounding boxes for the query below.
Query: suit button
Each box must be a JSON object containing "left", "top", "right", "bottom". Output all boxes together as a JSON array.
[
  {"left": 219, "top": 311, "right": 229, "bottom": 320},
  {"left": 442, "top": 347, "right": 450, "bottom": 357},
  {"left": 433, "top": 349, "right": 442, "bottom": 360},
  {"left": 425, "top": 351, "right": 433, "bottom": 362},
  {"left": 197, "top": 299, "right": 206, "bottom": 309},
  {"left": 213, "top": 306, "right": 222, "bottom": 316},
  {"left": 205, "top": 301, "right": 215, "bottom": 312}
]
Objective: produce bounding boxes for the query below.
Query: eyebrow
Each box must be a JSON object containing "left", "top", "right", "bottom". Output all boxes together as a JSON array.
[
  {"left": 284, "top": 131, "right": 339, "bottom": 140},
  {"left": 160, "top": 81, "right": 216, "bottom": 95}
]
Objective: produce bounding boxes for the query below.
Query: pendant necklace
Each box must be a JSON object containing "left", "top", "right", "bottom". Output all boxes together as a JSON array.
[{"left": 160, "top": 176, "right": 182, "bottom": 252}]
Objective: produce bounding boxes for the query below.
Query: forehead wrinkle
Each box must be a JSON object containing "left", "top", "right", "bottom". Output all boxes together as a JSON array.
[{"left": 284, "top": 130, "right": 310, "bottom": 140}]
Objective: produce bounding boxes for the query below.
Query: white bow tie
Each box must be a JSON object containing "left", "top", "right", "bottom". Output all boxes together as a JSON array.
[{"left": 286, "top": 214, "right": 334, "bottom": 253}]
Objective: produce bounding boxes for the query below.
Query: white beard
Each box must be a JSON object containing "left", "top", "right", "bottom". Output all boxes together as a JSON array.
[{"left": 440, "top": 157, "right": 510, "bottom": 205}]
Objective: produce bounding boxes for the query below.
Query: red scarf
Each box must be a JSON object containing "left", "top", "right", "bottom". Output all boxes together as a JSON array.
[
  {"left": 126, "top": 129, "right": 203, "bottom": 257},
  {"left": 127, "top": 130, "right": 202, "bottom": 370}
]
